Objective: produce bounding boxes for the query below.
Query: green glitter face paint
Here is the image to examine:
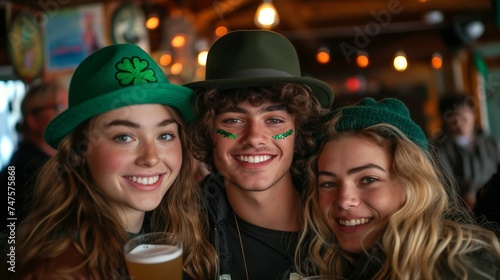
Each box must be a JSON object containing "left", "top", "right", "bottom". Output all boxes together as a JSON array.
[
  {"left": 273, "top": 129, "right": 293, "bottom": 140},
  {"left": 216, "top": 128, "right": 237, "bottom": 139}
]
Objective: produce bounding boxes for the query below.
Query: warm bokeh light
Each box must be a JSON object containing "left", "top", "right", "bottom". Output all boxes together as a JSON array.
[
  {"left": 316, "top": 50, "right": 330, "bottom": 64},
  {"left": 145, "top": 16, "right": 160, "bottom": 30},
  {"left": 198, "top": 50, "right": 208, "bottom": 66},
  {"left": 171, "top": 34, "right": 186, "bottom": 48},
  {"left": 254, "top": 1, "right": 280, "bottom": 29},
  {"left": 431, "top": 53, "right": 443, "bottom": 69},
  {"left": 356, "top": 53, "right": 369, "bottom": 68},
  {"left": 393, "top": 52, "right": 408, "bottom": 71},
  {"left": 170, "top": 63, "right": 183, "bottom": 75},
  {"left": 196, "top": 66, "right": 206, "bottom": 79},
  {"left": 215, "top": 25, "right": 228, "bottom": 37},
  {"left": 159, "top": 54, "right": 172, "bottom": 66}
]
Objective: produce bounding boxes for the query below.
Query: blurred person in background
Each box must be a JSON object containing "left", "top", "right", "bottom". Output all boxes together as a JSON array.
[
  {"left": 433, "top": 94, "right": 500, "bottom": 210},
  {"left": 0, "top": 80, "right": 68, "bottom": 231}
]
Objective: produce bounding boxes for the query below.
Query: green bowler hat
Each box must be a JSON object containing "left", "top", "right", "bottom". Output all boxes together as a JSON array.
[
  {"left": 185, "top": 30, "right": 334, "bottom": 108},
  {"left": 45, "top": 43, "right": 195, "bottom": 149}
]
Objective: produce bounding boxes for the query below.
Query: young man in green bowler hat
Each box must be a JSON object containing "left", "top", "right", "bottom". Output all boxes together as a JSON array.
[{"left": 186, "top": 30, "right": 334, "bottom": 280}]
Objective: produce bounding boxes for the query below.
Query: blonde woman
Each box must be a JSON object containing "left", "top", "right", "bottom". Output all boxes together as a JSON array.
[
  {"left": 297, "top": 98, "right": 500, "bottom": 279},
  {"left": 3, "top": 44, "right": 216, "bottom": 279}
]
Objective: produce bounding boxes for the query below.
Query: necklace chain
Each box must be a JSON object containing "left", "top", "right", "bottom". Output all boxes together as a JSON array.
[{"left": 234, "top": 213, "right": 250, "bottom": 280}]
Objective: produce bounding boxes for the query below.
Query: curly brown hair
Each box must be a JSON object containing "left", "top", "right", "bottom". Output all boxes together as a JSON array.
[{"left": 188, "top": 83, "right": 327, "bottom": 190}]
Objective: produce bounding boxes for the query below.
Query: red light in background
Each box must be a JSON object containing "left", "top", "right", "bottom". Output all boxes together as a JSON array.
[{"left": 345, "top": 76, "right": 362, "bottom": 92}]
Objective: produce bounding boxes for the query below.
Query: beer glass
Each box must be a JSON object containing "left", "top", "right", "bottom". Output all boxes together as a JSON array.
[{"left": 124, "top": 232, "right": 183, "bottom": 280}]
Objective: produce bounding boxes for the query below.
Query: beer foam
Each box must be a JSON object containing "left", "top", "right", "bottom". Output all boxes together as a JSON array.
[{"left": 126, "top": 244, "right": 182, "bottom": 264}]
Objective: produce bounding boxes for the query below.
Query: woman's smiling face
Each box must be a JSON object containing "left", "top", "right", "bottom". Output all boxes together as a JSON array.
[
  {"left": 85, "top": 104, "right": 183, "bottom": 223},
  {"left": 317, "top": 135, "right": 406, "bottom": 253}
]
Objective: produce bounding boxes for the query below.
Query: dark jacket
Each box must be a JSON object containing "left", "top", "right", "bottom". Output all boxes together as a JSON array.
[
  {"left": 200, "top": 173, "right": 298, "bottom": 280},
  {"left": 0, "top": 141, "right": 50, "bottom": 232},
  {"left": 434, "top": 130, "right": 500, "bottom": 196},
  {"left": 200, "top": 173, "right": 235, "bottom": 279},
  {"left": 475, "top": 162, "right": 500, "bottom": 229}
]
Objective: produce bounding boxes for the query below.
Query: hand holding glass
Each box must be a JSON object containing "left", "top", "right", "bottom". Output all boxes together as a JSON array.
[{"left": 124, "top": 232, "right": 183, "bottom": 280}]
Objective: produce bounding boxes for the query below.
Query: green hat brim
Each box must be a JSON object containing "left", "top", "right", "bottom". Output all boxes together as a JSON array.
[
  {"left": 44, "top": 83, "right": 194, "bottom": 149},
  {"left": 186, "top": 76, "right": 333, "bottom": 109}
]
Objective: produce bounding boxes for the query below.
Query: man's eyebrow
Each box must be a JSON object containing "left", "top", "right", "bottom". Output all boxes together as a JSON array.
[
  {"left": 219, "top": 104, "right": 287, "bottom": 114},
  {"left": 261, "top": 104, "right": 287, "bottom": 113},
  {"left": 219, "top": 107, "right": 247, "bottom": 114}
]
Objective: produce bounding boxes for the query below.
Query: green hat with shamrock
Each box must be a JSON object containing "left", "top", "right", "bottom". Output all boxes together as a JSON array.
[{"left": 45, "top": 43, "right": 194, "bottom": 149}]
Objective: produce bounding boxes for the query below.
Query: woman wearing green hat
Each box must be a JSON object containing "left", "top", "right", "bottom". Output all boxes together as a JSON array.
[
  {"left": 296, "top": 98, "right": 500, "bottom": 279},
  {"left": 8, "top": 44, "right": 217, "bottom": 279}
]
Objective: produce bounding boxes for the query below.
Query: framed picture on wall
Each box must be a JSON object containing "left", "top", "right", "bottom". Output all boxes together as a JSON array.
[
  {"left": 7, "top": 12, "right": 43, "bottom": 83},
  {"left": 44, "top": 4, "right": 106, "bottom": 71}
]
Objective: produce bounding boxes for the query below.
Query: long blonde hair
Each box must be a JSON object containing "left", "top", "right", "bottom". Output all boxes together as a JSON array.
[
  {"left": 14, "top": 106, "right": 217, "bottom": 279},
  {"left": 296, "top": 120, "right": 500, "bottom": 280}
]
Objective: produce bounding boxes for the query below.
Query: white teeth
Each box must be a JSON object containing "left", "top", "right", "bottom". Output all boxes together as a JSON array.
[
  {"left": 237, "top": 155, "right": 272, "bottom": 163},
  {"left": 339, "top": 218, "right": 371, "bottom": 226},
  {"left": 127, "top": 175, "right": 159, "bottom": 185}
]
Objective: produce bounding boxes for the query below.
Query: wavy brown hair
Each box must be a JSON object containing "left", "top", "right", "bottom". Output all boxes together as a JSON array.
[
  {"left": 13, "top": 106, "right": 217, "bottom": 279},
  {"left": 296, "top": 118, "right": 500, "bottom": 279},
  {"left": 188, "top": 83, "right": 326, "bottom": 190}
]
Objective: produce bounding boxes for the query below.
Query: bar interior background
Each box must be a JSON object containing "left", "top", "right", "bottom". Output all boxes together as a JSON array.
[{"left": 1, "top": 0, "right": 500, "bottom": 169}]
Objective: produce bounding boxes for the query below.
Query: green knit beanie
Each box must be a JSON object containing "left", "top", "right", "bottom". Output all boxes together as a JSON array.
[{"left": 333, "top": 98, "right": 428, "bottom": 151}]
